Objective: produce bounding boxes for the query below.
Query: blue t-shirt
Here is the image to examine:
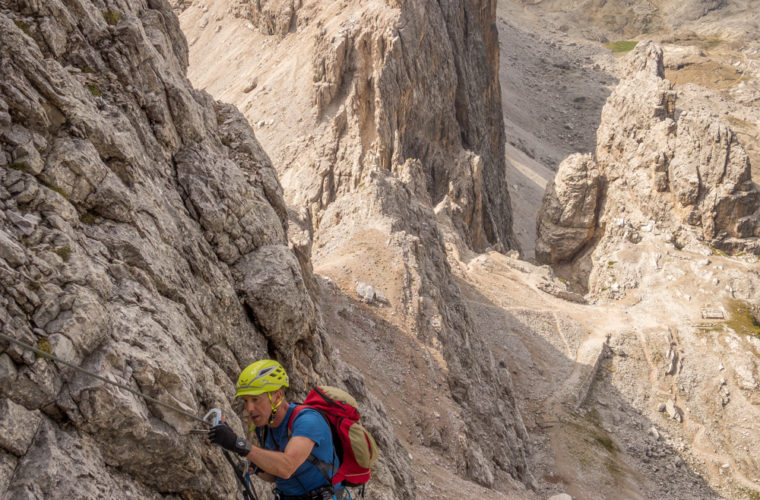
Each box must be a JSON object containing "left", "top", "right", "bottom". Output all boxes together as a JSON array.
[{"left": 261, "top": 403, "right": 342, "bottom": 495}]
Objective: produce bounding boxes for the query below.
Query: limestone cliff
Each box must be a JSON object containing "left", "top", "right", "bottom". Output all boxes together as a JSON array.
[
  {"left": 191, "top": 0, "right": 517, "bottom": 255},
  {"left": 0, "top": 1, "right": 405, "bottom": 497},
  {"left": 535, "top": 153, "right": 600, "bottom": 264}
]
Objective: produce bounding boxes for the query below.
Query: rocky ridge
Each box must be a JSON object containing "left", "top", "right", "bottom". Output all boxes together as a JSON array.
[{"left": 538, "top": 41, "right": 760, "bottom": 270}]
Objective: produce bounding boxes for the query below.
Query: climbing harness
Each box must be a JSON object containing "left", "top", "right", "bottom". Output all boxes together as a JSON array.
[{"left": 0, "top": 332, "right": 258, "bottom": 499}]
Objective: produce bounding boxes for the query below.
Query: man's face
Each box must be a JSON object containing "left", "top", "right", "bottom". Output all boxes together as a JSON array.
[{"left": 242, "top": 392, "right": 276, "bottom": 427}]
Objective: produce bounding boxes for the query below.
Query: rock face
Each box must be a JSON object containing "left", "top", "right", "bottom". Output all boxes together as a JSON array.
[
  {"left": 537, "top": 41, "right": 760, "bottom": 268},
  {"left": 202, "top": 0, "right": 518, "bottom": 255},
  {"left": 0, "top": 1, "right": 405, "bottom": 498},
  {"left": 596, "top": 42, "right": 759, "bottom": 250},
  {"left": 181, "top": 0, "right": 531, "bottom": 491},
  {"left": 536, "top": 153, "right": 600, "bottom": 264}
]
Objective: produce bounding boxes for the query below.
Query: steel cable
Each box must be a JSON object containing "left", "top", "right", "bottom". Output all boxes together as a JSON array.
[{"left": 0, "top": 332, "right": 208, "bottom": 425}]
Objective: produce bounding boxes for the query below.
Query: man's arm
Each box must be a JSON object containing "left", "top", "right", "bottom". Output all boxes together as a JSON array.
[
  {"left": 208, "top": 423, "right": 316, "bottom": 480},
  {"left": 246, "top": 436, "right": 315, "bottom": 479}
]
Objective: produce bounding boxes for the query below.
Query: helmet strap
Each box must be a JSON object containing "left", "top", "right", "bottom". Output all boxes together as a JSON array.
[{"left": 267, "top": 391, "right": 283, "bottom": 425}]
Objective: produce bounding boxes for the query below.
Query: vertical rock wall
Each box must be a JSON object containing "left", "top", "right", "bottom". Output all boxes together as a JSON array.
[
  {"left": 0, "top": 0, "right": 371, "bottom": 497},
  {"left": 251, "top": 0, "right": 517, "bottom": 253}
]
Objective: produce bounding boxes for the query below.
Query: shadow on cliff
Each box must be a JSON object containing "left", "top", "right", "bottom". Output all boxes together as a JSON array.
[{"left": 453, "top": 276, "right": 722, "bottom": 500}]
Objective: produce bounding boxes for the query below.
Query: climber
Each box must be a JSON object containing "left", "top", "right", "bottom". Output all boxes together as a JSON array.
[{"left": 208, "top": 360, "right": 347, "bottom": 500}]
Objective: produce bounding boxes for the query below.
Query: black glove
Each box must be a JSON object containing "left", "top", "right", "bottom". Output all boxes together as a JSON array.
[{"left": 208, "top": 423, "right": 251, "bottom": 457}]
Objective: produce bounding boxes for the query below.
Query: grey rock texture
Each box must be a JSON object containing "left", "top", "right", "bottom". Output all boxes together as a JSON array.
[
  {"left": 536, "top": 153, "right": 600, "bottom": 264},
  {"left": 0, "top": 1, "right": 405, "bottom": 498},
  {"left": 0, "top": 398, "right": 41, "bottom": 457}
]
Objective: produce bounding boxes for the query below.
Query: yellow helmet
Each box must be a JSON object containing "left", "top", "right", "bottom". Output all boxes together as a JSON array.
[{"left": 235, "top": 360, "right": 289, "bottom": 398}]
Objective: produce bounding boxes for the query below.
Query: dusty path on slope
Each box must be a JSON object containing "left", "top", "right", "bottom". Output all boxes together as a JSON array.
[
  {"left": 459, "top": 246, "right": 760, "bottom": 499},
  {"left": 460, "top": 253, "right": 648, "bottom": 498}
]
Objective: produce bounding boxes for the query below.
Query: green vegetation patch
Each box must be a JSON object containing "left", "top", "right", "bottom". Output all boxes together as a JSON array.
[
  {"left": 102, "top": 10, "right": 122, "bottom": 26},
  {"left": 14, "top": 19, "right": 31, "bottom": 35},
  {"left": 79, "top": 211, "right": 98, "bottom": 224},
  {"left": 35, "top": 337, "right": 52, "bottom": 358},
  {"left": 594, "top": 433, "right": 616, "bottom": 452},
  {"left": 42, "top": 181, "right": 67, "bottom": 198},
  {"left": 604, "top": 41, "right": 638, "bottom": 54},
  {"left": 726, "top": 300, "right": 760, "bottom": 338},
  {"left": 556, "top": 409, "right": 628, "bottom": 484},
  {"left": 8, "top": 162, "right": 29, "bottom": 172},
  {"left": 565, "top": 410, "right": 619, "bottom": 454},
  {"left": 712, "top": 247, "right": 729, "bottom": 257},
  {"left": 737, "top": 488, "right": 760, "bottom": 500},
  {"left": 87, "top": 83, "right": 102, "bottom": 97},
  {"left": 703, "top": 37, "right": 723, "bottom": 51},
  {"left": 55, "top": 246, "right": 72, "bottom": 262}
]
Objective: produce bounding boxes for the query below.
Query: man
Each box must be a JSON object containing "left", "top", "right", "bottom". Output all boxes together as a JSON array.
[{"left": 208, "top": 359, "right": 347, "bottom": 500}]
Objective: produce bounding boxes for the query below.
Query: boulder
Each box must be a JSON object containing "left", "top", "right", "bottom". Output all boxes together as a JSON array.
[
  {"left": 0, "top": 399, "right": 42, "bottom": 456},
  {"left": 536, "top": 153, "right": 600, "bottom": 264}
]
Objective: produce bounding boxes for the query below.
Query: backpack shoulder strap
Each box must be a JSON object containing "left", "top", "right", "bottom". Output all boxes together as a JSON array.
[
  {"left": 286, "top": 404, "right": 307, "bottom": 436},
  {"left": 285, "top": 404, "right": 339, "bottom": 486}
]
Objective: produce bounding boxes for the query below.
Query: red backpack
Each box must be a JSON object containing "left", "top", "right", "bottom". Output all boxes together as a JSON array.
[{"left": 288, "top": 386, "right": 379, "bottom": 487}]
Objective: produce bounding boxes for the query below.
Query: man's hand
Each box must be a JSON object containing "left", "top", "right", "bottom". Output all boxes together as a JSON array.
[{"left": 208, "top": 423, "right": 251, "bottom": 457}]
